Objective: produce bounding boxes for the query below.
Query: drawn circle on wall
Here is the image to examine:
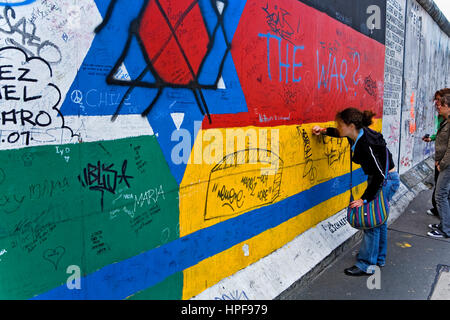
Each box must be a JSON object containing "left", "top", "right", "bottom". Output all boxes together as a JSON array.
[
  {"left": 37, "top": 41, "right": 62, "bottom": 65},
  {"left": 0, "top": 0, "right": 37, "bottom": 6}
]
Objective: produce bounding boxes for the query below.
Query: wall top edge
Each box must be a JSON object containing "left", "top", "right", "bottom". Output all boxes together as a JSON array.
[{"left": 417, "top": 0, "right": 450, "bottom": 37}]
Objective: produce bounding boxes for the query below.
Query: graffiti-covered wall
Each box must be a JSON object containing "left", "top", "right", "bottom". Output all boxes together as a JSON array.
[
  {"left": 0, "top": 0, "right": 447, "bottom": 300},
  {"left": 398, "top": 0, "right": 449, "bottom": 173}
]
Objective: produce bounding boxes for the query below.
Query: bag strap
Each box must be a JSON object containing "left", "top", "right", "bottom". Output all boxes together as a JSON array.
[
  {"left": 349, "top": 145, "right": 390, "bottom": 199},
  {"left": 382, "top": 146, "right": 389, "bottom": 186},
  {"left": 349, "top": 145, "right": 354, "bottom": 200}
]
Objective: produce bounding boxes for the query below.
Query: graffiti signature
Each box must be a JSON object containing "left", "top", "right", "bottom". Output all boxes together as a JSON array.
[{"left": 262, "top": 3, "right": 294, "bottom": 43}]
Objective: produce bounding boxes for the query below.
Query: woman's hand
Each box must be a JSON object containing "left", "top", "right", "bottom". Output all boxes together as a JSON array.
[
  {"left": 349, "top": 199, "right": 364, "bottom": 208},
  {"left": 312, "top": 126, "right": 324, "bottom": 135}
]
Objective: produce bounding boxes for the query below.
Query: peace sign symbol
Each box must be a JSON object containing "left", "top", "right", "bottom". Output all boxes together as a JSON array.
[{"left": 71, "top": 90, "right": 83, "bottom": 104}]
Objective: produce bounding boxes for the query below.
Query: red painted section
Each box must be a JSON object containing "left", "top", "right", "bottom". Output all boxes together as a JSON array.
[
  {"left": 204, "top": 0, "right": 385, "bottom": 129},
  {"left": 139, "top": 0, "right": 209, "bottom": 85}
]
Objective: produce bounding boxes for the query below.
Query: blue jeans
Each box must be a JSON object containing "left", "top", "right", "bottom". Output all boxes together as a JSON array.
[
  {"left": 436, "top": 166, "right": 450, "bottom": 237},
  {"left": 355, "top": 172, "right": 400, "bottom": 273}
]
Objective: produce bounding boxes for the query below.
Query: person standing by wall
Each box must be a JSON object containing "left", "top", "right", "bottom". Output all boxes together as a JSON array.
[
  {"left": 312, "top": 108, "right": 400, "bottom": 276},
  {"left": 423, "top": 88, "right": 450, "bottom": 218},
  {"left": 427, "top": 94, "right": 450, "bottom": 239}
]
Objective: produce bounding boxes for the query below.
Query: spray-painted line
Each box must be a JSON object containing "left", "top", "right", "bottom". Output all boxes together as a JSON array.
[{"left": 31, "top": 169, "right": 367, "bottom": 300}]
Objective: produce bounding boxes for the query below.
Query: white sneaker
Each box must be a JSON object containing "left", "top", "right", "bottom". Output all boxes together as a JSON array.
[{"left": 427, "top": 230, "right": 449, "bottom": 238}]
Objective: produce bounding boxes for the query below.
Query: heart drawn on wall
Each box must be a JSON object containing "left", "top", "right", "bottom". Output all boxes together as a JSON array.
[{"left": 43, "top": 246, "right": 66, "bottom": 270}]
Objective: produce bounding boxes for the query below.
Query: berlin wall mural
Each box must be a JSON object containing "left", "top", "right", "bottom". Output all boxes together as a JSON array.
[{"left": 0, "top": 0, "right": 437, "bottom": 299}]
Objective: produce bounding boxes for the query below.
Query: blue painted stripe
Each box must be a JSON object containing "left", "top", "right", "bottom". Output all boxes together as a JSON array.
[{"left": 32, "top": 169, "right": 367, "bottom": 300}]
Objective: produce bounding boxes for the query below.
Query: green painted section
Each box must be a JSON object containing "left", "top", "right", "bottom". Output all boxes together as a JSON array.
[{"left": 0, "top": 136, "right": 181, "bottom": 299}]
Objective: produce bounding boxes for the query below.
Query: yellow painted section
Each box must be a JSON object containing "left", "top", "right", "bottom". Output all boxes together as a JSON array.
[
  {"left": 182, "top": 182, "right": 367, "bottom": 299},
  {"left": 179, "top": 119, "right": 382, "bottom": 299}
]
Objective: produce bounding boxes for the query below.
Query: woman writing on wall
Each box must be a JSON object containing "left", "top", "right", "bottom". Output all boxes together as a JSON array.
[{"left": 312, "top": 108, "right": 400, "bottom": 276}]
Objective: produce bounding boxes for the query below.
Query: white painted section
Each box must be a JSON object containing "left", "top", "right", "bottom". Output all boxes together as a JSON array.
[
  {"left": 216, "top": 1, "right": 225, "bottom": 15},
  {"left": 171, "top": 113, "right": 185, "bottom": 130},
  {"left": 191, "top": 209, "right": 357, "bottom": 300},
  {"left": 113, "top": 63, "right": 131, "bottom": 81},
  {"left": 242, "top": 244, "right": 250, "bottom": 257},
  {"left": 64, "top": 115, "right": 154, "bottom": 143},
  {"left": 217, "top": 76, "right": 226, "bottom": 89},
  {"left": 0, "top": 0, "right": 102, "bottom": 150}
]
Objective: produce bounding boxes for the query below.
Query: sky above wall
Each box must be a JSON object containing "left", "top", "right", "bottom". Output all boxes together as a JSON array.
[{"left": 433, "top": 0, "right": 450, "bottom": 21}]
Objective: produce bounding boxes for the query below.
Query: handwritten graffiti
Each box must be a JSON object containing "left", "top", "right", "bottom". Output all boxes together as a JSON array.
[
  {"left": 214, "top": 290, "right": 249, "bottom": 300},
  {"left": 319, "top": 40, "right": 341, "bottom": 56},
  {"left": 90, "top": 231, "right": 110, "bottom": 256},
  {"left": 0, "top": 193, "right": 25, "bottom": 214},
  {"left": 78, "top": 160, "right": 134, "bottom": 211},
  {"left": 364, "top": 74, "right": 377, "bottom": 99},
  {"left": 298, "top": 127, "right": 317, "bottom": 183},
  {"left": 0, "top": 46, "right": 77, "bottom": 148},
  {"left": 0, "top": 6, "right": 62, "bottom": 65},
  {"left": 43, "top": 246, "right": 65, "bottom": 270},
  {"left": 133, "top": 145, "right": 147, "bottom": 174},
  {"left": 129, "top": 204, "right": 160, "bottom": 235},
  {"left": 70, "top": 88, "right": 132, "bottom": 109},
  {"left": 28, "top": 1, "right": 61, "bottom": 24},
  {"left": 133, "top": 185, "right": 165, "bottom": 213},
  {"left": 261, "top": 3, "right": 295, "bottom": 43},
  {"left": 204, "top": 149, "right": 283, "bottom": 221},
  {"left": 320, "top": 135, "right": 347, "bottom": 167},
  {"left": 213, "top": 183, "right": 245, "bottom": 212},
  {"left": 28, "top": 177, "right": 70, "bottom": 200},
  {"left": 55, "top": 146, "right": 71, "bottom": 163},
  {"left": 11, "top": 208, "right": 56, "bottom": 253}
]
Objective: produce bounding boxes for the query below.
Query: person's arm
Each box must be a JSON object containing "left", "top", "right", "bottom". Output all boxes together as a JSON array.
[
  {"left": 361, "top": 174, "right": 384, "bottom": 203},
  {"left": 312, "top": 126, "right": 340, "bottom": 137},
  {"left": 437, "top": 130, "right": 450, "bottom": 171},
  {"left": 313, "top": 126, "right": 365, "bottom": 207},
  {"left": 429, "top": 116, "right": 445, "bottom": 141}
]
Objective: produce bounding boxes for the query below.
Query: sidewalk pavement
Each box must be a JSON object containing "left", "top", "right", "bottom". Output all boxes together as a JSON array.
[{"left": 280, "top": 186, "right": 450, "bottom": 300}]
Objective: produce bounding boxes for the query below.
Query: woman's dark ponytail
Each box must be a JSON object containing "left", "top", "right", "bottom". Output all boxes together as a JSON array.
[
  {"left": 362, "top": 110, "right": 376, "bottom": 127},
  {"left": 336, "top": 108, "right": 376, "bottom": 129}
]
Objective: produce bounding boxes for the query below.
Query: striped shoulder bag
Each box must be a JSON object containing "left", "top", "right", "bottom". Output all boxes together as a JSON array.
[{"left": 347, "top": 147, "right": 390, "bottom": 230}]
